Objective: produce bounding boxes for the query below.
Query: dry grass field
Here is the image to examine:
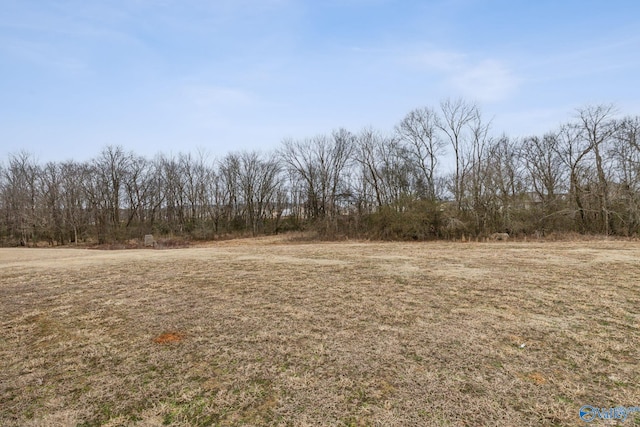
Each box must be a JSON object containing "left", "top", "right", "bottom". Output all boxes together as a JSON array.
[{"left": 1, "top": 237, "right": 640, "bottom": 426}]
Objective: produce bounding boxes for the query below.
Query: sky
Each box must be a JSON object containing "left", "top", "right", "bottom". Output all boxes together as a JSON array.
[{"left": 1, "top": 0, "right": 640, "bottom": 162}]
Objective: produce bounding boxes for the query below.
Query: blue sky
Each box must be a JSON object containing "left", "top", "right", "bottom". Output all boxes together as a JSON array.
[{"left": 1, "top": 0, "right": 640, "bottom": 162}]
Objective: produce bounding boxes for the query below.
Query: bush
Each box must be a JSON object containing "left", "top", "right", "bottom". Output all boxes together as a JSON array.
[{"left": 365, "top": 200, "right": 442, "bottom": 241}]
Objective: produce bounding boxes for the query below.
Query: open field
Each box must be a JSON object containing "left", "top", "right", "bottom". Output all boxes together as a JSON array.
[{"left": 1, "top": 238, "right": 640, "bottom": 426}]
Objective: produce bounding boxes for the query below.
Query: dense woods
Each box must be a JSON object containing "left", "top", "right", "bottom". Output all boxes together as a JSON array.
[{"left": 2, "top": 100, "right": 640, "bottom": 246}]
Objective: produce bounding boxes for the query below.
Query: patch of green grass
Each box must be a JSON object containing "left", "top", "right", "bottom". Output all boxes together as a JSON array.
[
  {"left": 162, "top": 396, "right": 219, "bottom": 427},
  {"left": 557, "top": 394, "right": 573, "bottom": 404}
]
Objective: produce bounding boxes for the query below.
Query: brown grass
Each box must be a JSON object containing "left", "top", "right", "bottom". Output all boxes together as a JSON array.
[{"left": 1, "top": 238, "right": 640, "bottom": 426}]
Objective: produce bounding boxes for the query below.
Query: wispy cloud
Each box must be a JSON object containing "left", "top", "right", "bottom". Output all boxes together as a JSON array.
[
  {"left": 492, "top": 105, "right": 576, "bottom": 137},
  {"left": 183, "top": 85, "right": 257, "bottom": 109},
  {"left": 410, "top": 49, "right": 520, "bottom": 103},
  {"left": 518, "top": 34, "right": 640, "bottom": 84},
  {"left": 168, "top": 84, "right": 264, "bottom": 132},
  {"left": 0, "top": 38, "right": 87, "bottom": 73},
  {"left": 413, "top": 49, "right": 465, "bottom": 70},
  {"left": 0, "top": 1, "right": 138, "bottom": 43},
  {"left": 450, "top": 59, "right": 520, "bottom": 103}
]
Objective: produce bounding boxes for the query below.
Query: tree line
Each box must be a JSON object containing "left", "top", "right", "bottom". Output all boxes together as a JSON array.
[{"left": 2, "top": 100, "right": 639, "bottom": 246}]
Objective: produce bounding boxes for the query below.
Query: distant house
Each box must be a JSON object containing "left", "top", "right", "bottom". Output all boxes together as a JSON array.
[{"left": 521, "top": 192, "right": 568, "bottom": 210}]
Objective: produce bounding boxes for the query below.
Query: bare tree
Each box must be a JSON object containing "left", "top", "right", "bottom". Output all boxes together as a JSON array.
[
  {"left": 280, "top": 138, "right": 321, "bottom": 219},
  {"left": 122, "top": 155, "right": 153, "bottom": 230},
  {"left": 396, "top": 107, "right": 445, "bottom": 201},
  {"left": 39, "top": 162, "right": 64, "bottom": 245},
  {"left": 0, "top": 161, "right": 6, "bottom": 242},
  {"left": 180, "top": 151, "right": 212, "bottom": 226},
  {"left": 158, "top": 154, "right": 188, "bottom": 232},
  {"left": 554, "top": 122, "right": 593, "bottom": 231},
  {"left": 522, "top": 133, "right": 566, "bottom": 202},
  {"left": 610, "top": 115, "right": 640, "bottom": 234},
  {"left": 484, "top": 136, "right": 526, "bottom": 233},
  {"left": 576, "top": 104, "right": 617, "bottom": 234},
  {"left": 518, "top": 133, "right": 569, "bottom": 234},
  {"left": 3, "top": 152, "right": 40, "bottom": 245},
  {"left": 4, "top": 103, "right": 640, "bottom": 244},
  {"left": 280, "top": 129, "right": 354, "bottom": 222},
  {"left": 438, "top": 98, "right": 477, "bottom": 209},
  {"left": 93, "top": 146, "right": 133, "bottom": 240},
  {"left": 465, "top": 108, "right": 492, "bottom": 215},
  {"left": 219, "top": 153, "right": 241, "bottom": 230},
  {"left": 234, "top": 151, "right": 281, "bottom": 235},
  {"left": 356, "top": 128, "right": 388, "bottom": 210},
  {"left": 328, "top": 128, "right": 356, "bottom": 218},
  {"left": 206, "top": 166, "right": 225, "bottom": 233},
  {"left": 59, "top": 161, "right": 87, "bottom": 244}
]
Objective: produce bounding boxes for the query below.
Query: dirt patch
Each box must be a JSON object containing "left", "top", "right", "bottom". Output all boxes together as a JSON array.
[
  {"left": 522, "top": 372, "right": 547, "bottom": 385},
  {"left": 153, "top": 332, "right": 184, "bottom": 344}
]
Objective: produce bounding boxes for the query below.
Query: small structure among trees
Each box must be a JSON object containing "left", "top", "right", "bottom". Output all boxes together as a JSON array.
[{"left": 144, "top": 234, "right": 155, "bottom": 247}]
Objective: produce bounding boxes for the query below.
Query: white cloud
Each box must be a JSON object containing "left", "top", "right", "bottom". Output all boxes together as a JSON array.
[
  {"left": 410, "top": 49, "right": 520, "bottom": 103},
  {"left": 449, "top": 59, "right": 520, "bottom": 103}
]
